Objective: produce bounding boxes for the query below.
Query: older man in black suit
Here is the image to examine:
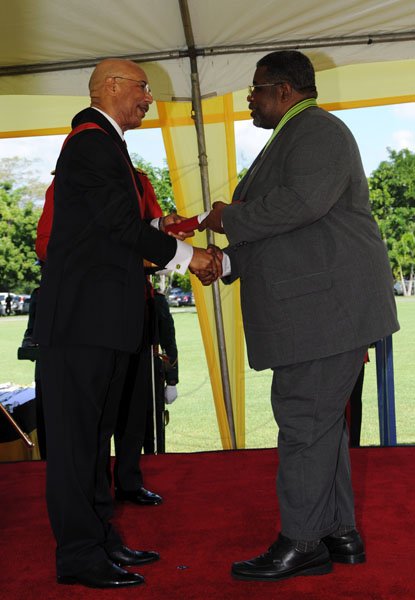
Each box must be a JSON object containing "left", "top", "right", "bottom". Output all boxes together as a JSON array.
[{"left": 34, "top": 58, "right": 217, "bottom": 589}]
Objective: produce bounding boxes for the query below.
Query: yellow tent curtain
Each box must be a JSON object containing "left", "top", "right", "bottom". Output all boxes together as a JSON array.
[{"left": 158, "top": 96, "right": 245, "bottom": 450}]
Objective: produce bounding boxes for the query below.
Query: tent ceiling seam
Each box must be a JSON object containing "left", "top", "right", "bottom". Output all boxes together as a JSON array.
[{"left": 1, "top": 30, "right": 414, "bottom": 77}]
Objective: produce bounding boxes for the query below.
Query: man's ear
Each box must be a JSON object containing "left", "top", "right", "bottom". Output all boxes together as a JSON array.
[
  {"left": 105, "top": 78, "right": 117, "bottom": 96},
  {"left": 279, "top": 82, "right": 293, "bottom": 101}
]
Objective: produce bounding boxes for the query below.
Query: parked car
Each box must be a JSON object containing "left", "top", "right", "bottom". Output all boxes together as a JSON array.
[
  {"left": 394, "top": 281, "right": 403, "bottom": 295},
  {"left": 167, "top": 287, "right": 183, "bottom": 307},
  {"left": 178, "top": 290, "right": 195, "bottom": 306},
  {"left": 0, "top": 293, "right": 7, "bottom": 316},
  {"left": 22, "top": 295, "right": 32, "bottom": 314},
  {"left": 12, "top": 294, "right": 31, "bottom": 314},
  {"left": 394, "top": 280, "right": 415, "bottom": 296}
]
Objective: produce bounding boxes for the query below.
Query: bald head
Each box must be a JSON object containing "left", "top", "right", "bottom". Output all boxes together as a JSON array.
[
  {"left": 89, "top": 59, "right": 135, "bottom": 98},
  {"left": 88, "top": 58, "right": 152, "bottom": 131}
]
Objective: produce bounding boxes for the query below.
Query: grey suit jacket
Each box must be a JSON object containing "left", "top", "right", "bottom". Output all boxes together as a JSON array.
[{"left": 222, "top": 106, "right": 399, "bottom": 370}]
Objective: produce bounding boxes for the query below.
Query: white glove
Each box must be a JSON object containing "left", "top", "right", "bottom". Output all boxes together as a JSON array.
[{"left": 164, "top": 385, "right": 178, "bottom": 404}]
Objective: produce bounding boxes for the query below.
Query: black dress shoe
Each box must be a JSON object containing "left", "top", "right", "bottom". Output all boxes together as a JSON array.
[
  {"left": 115, "top": 486, "right": 163, "bottom": 506},
  {"left": 231, "top": 533, "right": 332, "bottom": 581},
  {"left": 322, "top": 529, "right": 366, "bottom": 564},
  {"left": 107, "top": 545, "right": 160, "bottom": 566},
  {"left": 57, "top": 558, "right": 144, "bottom": 588}
]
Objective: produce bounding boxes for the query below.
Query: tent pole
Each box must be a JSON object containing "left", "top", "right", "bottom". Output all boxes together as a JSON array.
[
  {"left": 2, "top": 31, "right": 414, "bottom": 77},
  {"left": 179, "top": 0, "right": 237, "bottom": 450}
]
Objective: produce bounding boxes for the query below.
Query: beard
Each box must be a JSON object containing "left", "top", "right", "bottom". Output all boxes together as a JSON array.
[{"left": 252, "top": 112, "right": 273, "bottom": 129}]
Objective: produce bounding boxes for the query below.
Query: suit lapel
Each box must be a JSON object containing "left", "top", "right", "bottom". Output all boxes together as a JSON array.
[
  {"left": 234, "top": 144, "right": 268, "bottom": 202},
  {"left": 84, "top": 109, "right": 144, "bottom": 198},
  {"left": 71, "top": 107, "right": 145, "bottom": 208}
]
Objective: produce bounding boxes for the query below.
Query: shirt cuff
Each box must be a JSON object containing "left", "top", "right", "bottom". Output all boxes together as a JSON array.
[
  {"left": 151, "top": 217, "right": 161, "bottom": 229},
  {"left": 157, "top": 240, "right": 193, "bottom": 275},
  {"left": 221, "top": 252, "right": 231, "bottom": 277}
]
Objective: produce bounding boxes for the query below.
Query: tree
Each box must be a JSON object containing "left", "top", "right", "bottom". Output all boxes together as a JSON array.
[
  {"left": 389, "top": 232, "right": 415, "bottom": 295},
  {"left": 369, "top": 148, "right": 415, "bottom": 295},
  {"left": 0, "top": 156, "right": 48, "bottom": 206},
  {"left": 0, "top": 183, "right": 41, "bottom": 293},
  {"left": 238, "top": 167, "right": 248, "bottom": 181},
  {"left": 131, "top": 155, "right": 176, "bottom": 214}
]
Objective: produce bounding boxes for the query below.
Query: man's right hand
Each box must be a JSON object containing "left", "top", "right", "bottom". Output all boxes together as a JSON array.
[
  {"left": 190, "top": 245, "right": 224, "bottom": 286},
  {"left": 189, "top": 247, "right": 222, "bottom": 281},
  {"left": 161, "top": 213, "right": 195, "bottom": 240}
]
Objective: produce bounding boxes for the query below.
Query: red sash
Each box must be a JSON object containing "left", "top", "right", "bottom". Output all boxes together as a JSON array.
[
  {"left": 63, "top": 122, "right": 145, "bottom": 217},
  {"left": 36, "top": 122, "right": 147, "bottom": 261}
]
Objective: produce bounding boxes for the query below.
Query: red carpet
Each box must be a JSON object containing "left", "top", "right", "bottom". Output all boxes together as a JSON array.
[{"left": 1, "top": 447, "right": 414, "bottom": 599}]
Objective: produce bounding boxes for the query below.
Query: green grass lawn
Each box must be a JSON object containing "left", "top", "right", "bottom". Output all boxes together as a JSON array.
[{"left": 1, "top": 298, "right": 414, "bottom": 451}]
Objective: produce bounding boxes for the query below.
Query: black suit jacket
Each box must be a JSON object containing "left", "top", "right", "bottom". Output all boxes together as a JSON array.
[{"left": 34, "top": 108, "right": 177, "bottom": 352}]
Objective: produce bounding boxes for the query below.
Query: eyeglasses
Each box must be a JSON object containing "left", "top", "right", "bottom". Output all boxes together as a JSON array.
[
  {"left": 113, "top": 76, "right": 152, "bottom": 96},
  {"left": 248, "top": 81, "right": 286, "bottom": 96}
]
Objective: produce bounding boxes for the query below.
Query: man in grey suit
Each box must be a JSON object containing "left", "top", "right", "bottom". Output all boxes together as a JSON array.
[{"left": 199, "top": 50, "right": 399, "bottom": 582}]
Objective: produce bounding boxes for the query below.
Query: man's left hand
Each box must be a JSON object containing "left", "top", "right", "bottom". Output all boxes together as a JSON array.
[{"left": 198, "top": 201, "right": 228, "bottom": 234}]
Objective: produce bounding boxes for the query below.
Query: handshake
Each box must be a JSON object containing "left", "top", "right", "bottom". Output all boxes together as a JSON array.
[
  {"left": 190, "top": 244, "right": 223, "bottom": 286},
  {"left": 162, "top": 202, "right": 228, "bottom": 286}
]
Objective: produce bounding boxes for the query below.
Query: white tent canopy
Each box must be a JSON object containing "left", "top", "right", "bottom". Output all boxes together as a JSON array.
[
  {"left": 1, "top": 0, "right": 414, "bottom": 449},
  {"left": 1, "top": 0, "right": 415, "bottom": 98},
  {"left": 0, "top": 0, "right": 414, "bottom": 135}
]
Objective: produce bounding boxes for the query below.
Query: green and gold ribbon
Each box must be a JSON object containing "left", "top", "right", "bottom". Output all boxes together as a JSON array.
[{"left": 262, "top": 98, "right": 317, "bottom": 155}]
